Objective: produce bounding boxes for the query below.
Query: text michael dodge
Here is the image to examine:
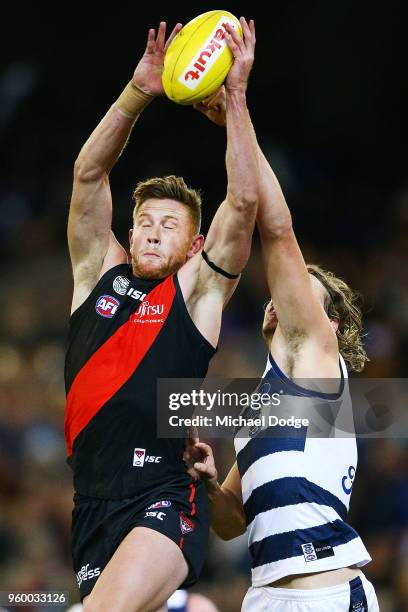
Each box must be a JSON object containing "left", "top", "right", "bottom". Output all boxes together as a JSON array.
[{"left": 168, "top": 414, "right": 309, "bottom": 428}]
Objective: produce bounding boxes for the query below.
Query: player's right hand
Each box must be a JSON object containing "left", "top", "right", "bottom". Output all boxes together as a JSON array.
[
  {"left": 132, "top": 22, "right": 182, "bottom": 96},
  {"left": 192, "top": 442, "right": 218, "bottom": 484}
]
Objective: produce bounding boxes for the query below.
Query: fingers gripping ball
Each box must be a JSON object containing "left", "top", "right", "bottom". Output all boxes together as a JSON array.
[{"left": 162, "top": 10, "right": 243, "bottom": 105}]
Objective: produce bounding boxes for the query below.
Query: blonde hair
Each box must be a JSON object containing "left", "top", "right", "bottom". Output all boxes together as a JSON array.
[
  {"left": 132, "top": 175, "right": 202, "bottom": 233},
  {"left": 307, "top": 264, "right": 369, "bottom": 373}
]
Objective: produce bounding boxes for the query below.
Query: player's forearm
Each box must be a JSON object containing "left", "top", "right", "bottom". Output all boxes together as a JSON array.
[
  {"left": 256, "top": 148, "right": 292, "bottom": 239},
  {"left": 205, "top": 479, "right": 246, "bottom": 540},
  {"left": 225, "top": 90, "right": 259, "bottom": 208},
  {"left": 74, "top": 83, "right": 153, "bottom": 180}
]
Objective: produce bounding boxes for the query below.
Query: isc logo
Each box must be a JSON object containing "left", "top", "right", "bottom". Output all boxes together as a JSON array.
[
  {"left": 127, "top": 287, "right": 147, "bottom": 302},
  {"left": 144, "top": 511, "right": 166, "bottom": 521},
  {"left": 95, "top": 295, "right": 120, "bottom": 318}
]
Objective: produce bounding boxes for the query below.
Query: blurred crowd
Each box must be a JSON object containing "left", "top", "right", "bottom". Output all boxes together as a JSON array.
[{"left": 1, "top": 1, "right": 407, "bottom": 610}]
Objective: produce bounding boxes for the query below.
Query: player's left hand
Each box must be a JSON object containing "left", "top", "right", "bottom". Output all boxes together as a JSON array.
[
  {"left": 194, "top": 86, "right": 227, "bottom": 127},
  {"left": 132, "top": 21, "right": 182, "bottom": 96}
]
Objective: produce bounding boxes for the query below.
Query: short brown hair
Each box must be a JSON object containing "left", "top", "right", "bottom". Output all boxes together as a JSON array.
[
  {"left": 132, "top": 175, "right": 202, "bottom": 233},
  {"left": 307, "top": 264, "right": 369, "bottom": 373}
]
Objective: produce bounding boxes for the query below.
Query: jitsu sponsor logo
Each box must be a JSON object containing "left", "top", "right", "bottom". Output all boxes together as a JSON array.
[
  {"left": 76, "top": 563, "right": 101, "bottom": 587},
  {"left": 147, "top": 500, "right": 172, "bottom": 510},
  {"left": 144, "top": 511, "right": 167, "bottom": 520},
  {"left": 180, "top": 512, "right": 195, "bottom": 534},
  {"left": 136, "top": 301, "right": 164, "bottom": 317},
  {"left": 180, "top": 17, "right": 237, "bottom": 91},
  {"left": 95, "top": 295, "right": 120, "bottom": 318},
  {"left": 112, "top": 275, "right": 130, "bottom": 295},
  {"left": 133, "top": 448, "right": 162, "bottom": 467},
  {"left": 132, "top": 300, "right": 165, "bottom": 324}
]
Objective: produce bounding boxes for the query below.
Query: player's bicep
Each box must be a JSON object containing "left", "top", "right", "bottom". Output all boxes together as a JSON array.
[
  {"left": 204, "top": 196, "right": 256, "bottom": 276},
  {"left": 68, "top": 173, "right": 113, "bottom": 274}
]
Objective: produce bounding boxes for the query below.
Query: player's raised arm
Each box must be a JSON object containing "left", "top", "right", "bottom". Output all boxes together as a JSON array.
[
  {"left": 194, "top": 83, "right": 339, "bottom": 369},
  {"left": 178, "top": 18, "right": 259, "bottom": 338},
  {"left": 203, "top": 19, "right": 259, "bottom": 275},
  {"left": 68, "top": 22, "right": 182, "bottom": 313},
  {"left": 256, "top": 149, "right": 339, "bottom": 358}
]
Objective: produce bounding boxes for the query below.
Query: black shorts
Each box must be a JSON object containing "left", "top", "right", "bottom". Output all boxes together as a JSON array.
[{"left": 71, "top": 480, "right": 209, "bottom": 600}]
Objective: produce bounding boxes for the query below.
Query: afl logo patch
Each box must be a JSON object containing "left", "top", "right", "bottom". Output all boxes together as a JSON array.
[
  {"left": 95, "top": 295, "right": 120, "bottom": 318},
  {"left": 147, "top": 500, "right": 172, "bottom": 510},
  {"left": 113, "top": 275, "right": 130, "bottom": 295}
]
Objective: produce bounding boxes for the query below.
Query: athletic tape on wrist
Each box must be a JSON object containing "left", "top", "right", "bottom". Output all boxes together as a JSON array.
[{"left": 115, "top": 82, "right": 154, "bottom": 118}]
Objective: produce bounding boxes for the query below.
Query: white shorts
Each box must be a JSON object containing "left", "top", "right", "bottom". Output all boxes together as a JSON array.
[{"left": 242, "top": 575, "right": 379, "bottom": 612}]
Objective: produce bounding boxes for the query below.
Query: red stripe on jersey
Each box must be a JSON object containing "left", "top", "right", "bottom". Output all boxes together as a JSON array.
[
  {"left": 64, "top": 275, "right": 176, "bottom": 456},
  {"left": 189, "top": 481, "right": 197, "bottom": 516}
]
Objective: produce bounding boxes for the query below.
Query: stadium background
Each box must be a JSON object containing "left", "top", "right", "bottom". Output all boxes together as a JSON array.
[{"left": 1, "top": 1, "right": 407, "bottom": 610}]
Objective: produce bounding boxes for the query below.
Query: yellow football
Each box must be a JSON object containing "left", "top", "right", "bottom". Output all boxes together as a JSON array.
[{"left": 162, "top": 10, "right": 243, "bottom": 105}]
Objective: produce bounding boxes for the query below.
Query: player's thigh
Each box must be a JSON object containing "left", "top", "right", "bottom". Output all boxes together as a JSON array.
[{"left": 83, "top": 526, "right": 188, "bottom": 612}]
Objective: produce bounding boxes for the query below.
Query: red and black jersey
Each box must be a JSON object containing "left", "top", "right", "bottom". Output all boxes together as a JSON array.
[{"left": 64, "top": 264, "right": 216, "bottom": 499}]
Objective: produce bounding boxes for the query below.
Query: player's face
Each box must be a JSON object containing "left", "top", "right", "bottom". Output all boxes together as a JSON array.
[
  {"left": 262, "top": 275, "right": 332, "bottom": 340},
  {"left": 130, "top": 199, "right": 197, "bottom": 279}
]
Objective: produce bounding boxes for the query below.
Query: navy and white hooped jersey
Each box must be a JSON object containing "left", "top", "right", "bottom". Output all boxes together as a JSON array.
[{"left": 234, "top": 353, "right": 371, "bottom": 587}]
